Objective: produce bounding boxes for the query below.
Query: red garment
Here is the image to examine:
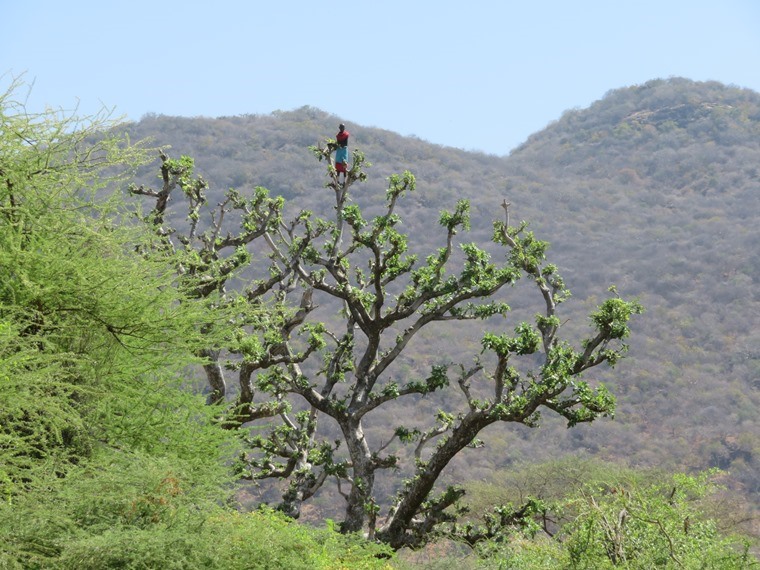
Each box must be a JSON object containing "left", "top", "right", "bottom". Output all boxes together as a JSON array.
[{"left": 337, "top": 130, "right": 349, "bottom": 146}]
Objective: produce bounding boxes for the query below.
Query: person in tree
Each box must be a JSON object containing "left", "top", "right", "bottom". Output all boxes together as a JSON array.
[{"left": 335, "top": 123, "right": 350, "bottom": 184}]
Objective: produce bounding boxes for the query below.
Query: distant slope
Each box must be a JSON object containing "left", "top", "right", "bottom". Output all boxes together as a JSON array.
[
  {"left": 122, "top": 78, "right": 760, "bottom": 507},
  {"left": 498, "top": 78, "right": 760, "bottom": 501}
]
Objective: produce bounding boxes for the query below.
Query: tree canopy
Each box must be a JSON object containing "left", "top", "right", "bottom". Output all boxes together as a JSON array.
[{"left": 129, "top": 129, "right": 643, "bottom": 549}]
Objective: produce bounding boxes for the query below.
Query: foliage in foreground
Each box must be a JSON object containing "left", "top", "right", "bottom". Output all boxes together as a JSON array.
[
  {"left": 0, "top": 79, "right": 392, "bottom": 569},
  {"left": 2, "top": 482, "right": 391, "bottom": 569},
  {"left": 484, "top": 465, "right": 758, "bottom": 569},
  {"left": 400, "top": 464, "right": 758, "bottom": 569}
]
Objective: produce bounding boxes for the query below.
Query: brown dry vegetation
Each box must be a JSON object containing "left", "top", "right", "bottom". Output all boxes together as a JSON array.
[{"left": 121, "top": 77, "right": 760, "bottom": 520}]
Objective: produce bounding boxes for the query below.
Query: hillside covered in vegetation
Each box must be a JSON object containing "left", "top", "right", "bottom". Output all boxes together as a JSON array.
[{"left": 123, "top": 77, "right": 760, "bottom": 503}]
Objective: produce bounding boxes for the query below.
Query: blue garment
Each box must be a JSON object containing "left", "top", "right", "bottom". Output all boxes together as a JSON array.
[{"left": 335, "top": 146, "right": 348, "bottom": 164}]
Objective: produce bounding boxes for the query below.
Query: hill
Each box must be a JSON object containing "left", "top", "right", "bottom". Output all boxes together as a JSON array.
[
  {"left": 500, "top": 78, "right": 760, "bottom": 495},
  {"left": 121, "top": 77, "right": 760, "bottom": 516}
]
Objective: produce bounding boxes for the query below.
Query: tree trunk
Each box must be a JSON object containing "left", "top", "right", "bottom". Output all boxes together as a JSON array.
[
  {"left": 379, "top": 411, "right": 492, "bottom": 549},
  {"left": 200, "top": 348, "right": 225, "bottom": 404},
  {"left": 340, "top": 419, "right": 375, "bottom": 533}
]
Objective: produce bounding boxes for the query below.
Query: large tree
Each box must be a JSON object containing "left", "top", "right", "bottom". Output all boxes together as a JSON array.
[{"left": 132, "top": 139, "right": 642, "bottom": 549}]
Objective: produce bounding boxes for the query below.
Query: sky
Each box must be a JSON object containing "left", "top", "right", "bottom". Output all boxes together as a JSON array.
[{"left": 3, "top": 1, "right": 760, "bottom": 155}]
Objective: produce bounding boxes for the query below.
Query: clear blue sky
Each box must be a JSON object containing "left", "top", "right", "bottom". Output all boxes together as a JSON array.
[{"left": 3, "top": 1, "right": 760, "bottom": 155}]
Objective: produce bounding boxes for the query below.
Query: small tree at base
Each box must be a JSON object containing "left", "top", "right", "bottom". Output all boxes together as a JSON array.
[{"left": 132, "top": 140, "right": 642, "bottom": 550}]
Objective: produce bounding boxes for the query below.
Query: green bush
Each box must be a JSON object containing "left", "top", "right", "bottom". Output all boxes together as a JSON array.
[{"left": 467, "top": 469, "right": 758, "bottom": 569}]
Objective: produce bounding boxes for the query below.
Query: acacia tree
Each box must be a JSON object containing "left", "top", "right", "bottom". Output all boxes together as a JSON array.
[
  {"left": 0, "top": 80, "right": 159, "bottom": 493},
  {"left": 132, "top": 139, "right": 641, "bottom": 549}
]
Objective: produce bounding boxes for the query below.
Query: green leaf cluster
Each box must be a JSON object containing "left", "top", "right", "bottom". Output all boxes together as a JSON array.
[{"left": 463, "top": 462, "right": 758, "bottom": 569}]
